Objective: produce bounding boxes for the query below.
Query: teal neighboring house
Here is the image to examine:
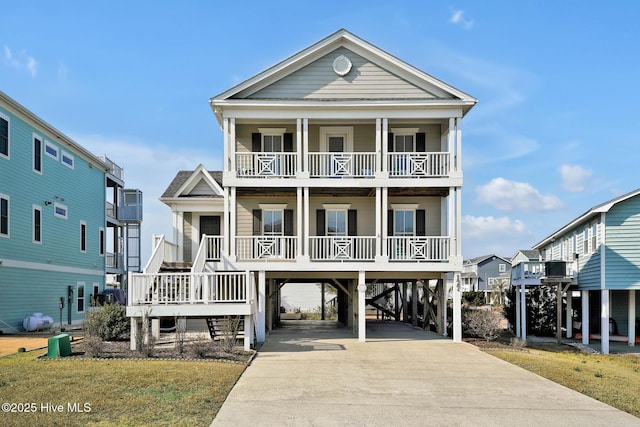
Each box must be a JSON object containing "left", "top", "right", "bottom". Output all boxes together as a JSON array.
[
  {"left": 512, "top": 188, "right": 640, "bottom": 354},
  {"left": 0, "top": 91, "right": 141, "bottom": 332}
]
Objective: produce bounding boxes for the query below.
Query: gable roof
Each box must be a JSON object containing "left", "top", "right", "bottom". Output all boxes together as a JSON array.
[
  {"left": 210, "top": 29, "right": 476, "bottom": 125},
  {"left": 464, "top": 254, "right": 511, "bottom": 265},
  {"left": 511, "top": 249, "right": 540, "bottom": 261},
  {"left": 160, "top": 165, "right": 224, "bottom": 201},
  {"left": 534, "top": 187, "right": 640, "bottom": 249}
]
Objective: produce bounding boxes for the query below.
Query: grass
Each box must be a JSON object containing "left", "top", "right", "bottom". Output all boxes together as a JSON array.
[
  {"left": 484, "top": 345, "right": 640, "bottom": 418},
  {"left": 0, "top": 350, "right": 245, "bottom": 427}
]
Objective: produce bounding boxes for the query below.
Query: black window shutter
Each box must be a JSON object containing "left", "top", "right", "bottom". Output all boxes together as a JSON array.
[
  {"left": 387, "top": 132, "right": 394, "bottom": 152},
  {"left": 316, "top": 209, "right": 326, "bottom": 236},
  {"left": 252, "top": 133, "right": 261, "bottom": 152},
  {"left": 284, "top": 209, "right": 294, "bottom": 236},
  {"left": 252, "top": 209, "right": 262, "bottom": 235},
  {"left": 416, "top": 209, "right": 426, "bottom": 236},
  {"left": 387, "top": 210, "right": 394, "bottom": 236},
  {"left": 348, "top": 210, "right": 357, "bottom": 236},
  {"left": 416, "top": 133, "right": 426, "bottom": 152},
  {"left": 283, "top": 133, "right": 294, "bottom": 152}
]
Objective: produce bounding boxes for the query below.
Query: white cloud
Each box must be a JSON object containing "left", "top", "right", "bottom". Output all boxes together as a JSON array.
[
  {"left": 559, "top": 164, "right": 592, "bottom": 193},
  {"left": 476, "top": 177, "right": 563, "bottom": 212},
  {"left": 2, "top": 45, "right": 38, "bottom": 77},
  {"left": 449, "top": 9, "right": 474, "bottom": 30},
  {"left": 462, "top": 215, "right": 533, "bottom": 258},
  {"left": 73, "top": 134, "right": 222, "bottom": 263},
  {"left": 463, "top": 215, "right": 530, "bottom": 240},
  {"left": 464, "top": 126, "right": 540, "bottom": 167}
]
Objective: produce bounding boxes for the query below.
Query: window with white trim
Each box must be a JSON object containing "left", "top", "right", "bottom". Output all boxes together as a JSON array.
[
  {"left": 499, "top": 263, "right": 506, "bottom": 273},
  {"left": 44, "top": 140, "right": 59, "bottom": 160},
  {"left": 0, "top": 194, "right": 9, "bottom": 237},
  {"left": 0, "top": 113, "right": 8, "bottom": 159},
  {"left": 61, "top": 151, "right": 74, "bottom": 169},
  {"left": 99, "top": 227, "right": 105, "bottom": 256},
  {"left": 33, "top": 205, "right": 42, "bottom": 243},
  {"left": 54, "top": 202, "right": 68, "bottom": 219},
  {"left": 263, "top": 209, "right": 283, "bottom": 236},
  {"left": 33, "top": 134, "right": 42, "bottom": 173},
  {"left": 326, "top": 209, "right": 347, "bottom": 236},
  {"left": 80, "top": 221, "right": 87, "bottom": 252},
  {"left": 320, "top": 126, "right": 354, "bottom": 152},
  {"left": 591, "top": 223, "right": 597, "bottom": 253},
  {"left": 77, "top": 283, "right": 86, "bottom": 313},
  {"left": 394, "top": 210, "right": 415, "bottom": 236}
]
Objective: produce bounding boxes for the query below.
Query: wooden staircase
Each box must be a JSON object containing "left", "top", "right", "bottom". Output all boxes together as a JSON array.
[{"left": 205, "top": 316, "right": 246, "bottom": 342}]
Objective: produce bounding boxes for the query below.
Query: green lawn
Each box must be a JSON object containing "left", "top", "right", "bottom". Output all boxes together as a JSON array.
[
  {"left": 485, "top": 346, "right": 640, "bottom": 418},
  {"left": 0, "top": 351, "right": 245, "bottom": 427}
]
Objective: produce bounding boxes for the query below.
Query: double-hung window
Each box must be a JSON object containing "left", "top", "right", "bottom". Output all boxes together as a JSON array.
[
  {"left": 0, "top": 194, "right": 9, "bottom": 237},
  {"left": 326, "top": 210, "right": 347, "bottom": 237},
  {"left": 263, "top": 209, "right": 283, "bottom": 237},
  {"left": 0, "top": 113, "right": 8, "bottom": 159},
  {"left": 77, "top": 284, "right": 85, "bottom": 313}
]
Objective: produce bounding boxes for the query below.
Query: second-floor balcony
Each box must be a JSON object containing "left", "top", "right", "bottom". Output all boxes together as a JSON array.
[
  {"left": 511, "top": 260, "right": 576, "bottom": 285},
  {"left": 233, "top": 151, "right": 452, "bottom": 179}
]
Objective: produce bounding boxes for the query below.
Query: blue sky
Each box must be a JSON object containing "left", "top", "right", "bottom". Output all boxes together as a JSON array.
[{"left": 3, "top": 1, "right": 639, "bottom": 263}]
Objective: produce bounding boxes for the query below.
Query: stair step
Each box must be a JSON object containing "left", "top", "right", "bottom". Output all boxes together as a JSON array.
[{"left": 160, "top": 261, "right": 192, "bottom": 272}]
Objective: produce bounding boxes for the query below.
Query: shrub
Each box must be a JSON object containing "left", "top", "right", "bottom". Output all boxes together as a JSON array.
[
  {"left": 462, "top": 291, "right": 486, "bottom": 306},
  {"left": 190, "top": 334, "right": 213, "bottom": 358},
  {"left": 462, "top": 307, "right": 502, "bottom": 341},
  {"left": 83, "top": 304, "right": 129, "bottom": 341},
  {"left": 216, "top": 316, "right": 242, "bottom": 354},
  {"left": 83, "top": 335, "right": 104, "bottom": 358}
]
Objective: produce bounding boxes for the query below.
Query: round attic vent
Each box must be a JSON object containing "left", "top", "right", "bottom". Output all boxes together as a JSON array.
[{"left": 332, "top": 55, "right": 352, "bottom": 76}]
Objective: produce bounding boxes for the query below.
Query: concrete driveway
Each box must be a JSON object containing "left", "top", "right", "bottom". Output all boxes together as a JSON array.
[{"left": 212, "top": 320, "right": 639, "bottom": 427}]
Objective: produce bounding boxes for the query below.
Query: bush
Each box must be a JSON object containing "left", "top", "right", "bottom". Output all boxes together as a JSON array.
[
  {"left": 462, "top": 291, "right": 486, "bottom": 306},
  {"left": 83, "top": 304, "right": 129, "bottom": 341},
  {"left": 83, "top": 335, "right": 104, "bottom": 358},
  {"left": 462, "top": 307, "right": 502, "bottom": 341}
]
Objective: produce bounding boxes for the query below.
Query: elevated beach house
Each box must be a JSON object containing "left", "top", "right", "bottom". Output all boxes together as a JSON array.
[
  {"left": 127, "top": 30, "right": 476, "bottom": 348},
  {"left": 0, "top": 91, "right": 142, "bottom": 332},
  {"left": 512, "top": 189, "right": 640, "bottom": 353}
]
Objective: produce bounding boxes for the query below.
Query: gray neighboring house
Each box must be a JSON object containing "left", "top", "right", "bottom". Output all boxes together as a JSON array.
[{"left": 462, "top": 255, "right": 511, "bottom": 301}]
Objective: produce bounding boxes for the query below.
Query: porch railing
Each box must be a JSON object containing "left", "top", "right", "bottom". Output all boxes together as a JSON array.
[
  {"left": 143, "top": 235, "right": 177, "bottom": 274},
  {"left": 106, "top": 252, "right": 124, "bottom": 269},
  {"left": 236, "top": 236, "right": 297, "bottom": 261},
  {"left": 309, "top": 236, "right": 376, "bottom": 261},
  {"left": 388, "top": 152, "right": 450, "bottom": 177},
  {"left": 387, "top": 237, "right": 450, "bottom": 261},
  {"left": 128, "top": 271, "right": 251, "bottom": 305},
  {"left": 236, "top": 153, "right": 296, "bottom": 177},
  {"left": 308, "top": 153, "right": 376, "bottom": 178}
]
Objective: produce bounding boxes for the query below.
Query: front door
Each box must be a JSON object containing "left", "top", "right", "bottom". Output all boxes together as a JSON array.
[{"left": 200, "top": 216, "right": 221, "bottom": 237}]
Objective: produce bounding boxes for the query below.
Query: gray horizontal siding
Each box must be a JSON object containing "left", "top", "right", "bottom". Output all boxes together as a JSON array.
[{"left": 248, "top": 47, "right": 443, "bottom": 100}]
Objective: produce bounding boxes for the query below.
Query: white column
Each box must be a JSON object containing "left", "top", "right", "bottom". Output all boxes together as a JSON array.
[
  {"left": 566, "top": 289, "right": 573, "bottom": 338},
  {"left": 629, "top": 290, "right": 636, "bottom": 346},
  {"left": 174, "top": 211, "right": 184, "bottom": 262},
  {"left": 375, "top": 118, "right": 381, "bottom": 174},
  {"left": 223, "top": 189, "right": 230, "bottom": 258},
  {"left": 375, "top": 187, "right": 382, "bottom": 259},
  {"left": 515, "top": 285, "right": 521, "bottom": 338},
  {"left": 452, "top": 273, "right": 461, "bottom": 342},
  {"left": 297, "top": 187, "right": 303, "bottom": 258},
  {"left": 230, "top": 117, "right": 236, "bottom": 173},
  {"left": 601, "top": 289, "right": 610, "bottom": 354},
  {"left": 130, "top": 318, "right": 138, "bottom": 350},
  {"left": 303, "top": 118, "right": 309, "bottom": 173},
  {"left": 257, "top": 271, "right": 266, "bottom": 342},
  {"left": 296, "top": 118, "right": 303, "bottom": 175},
  {"left": 230, "top": 187, "right": 236, "bottom": 261},
  {"left": 455, "top": 117, "right": 462, "bottom": 172},
  {"left": 382, "top": 118, "right": 388, "bottom": 174},
  {"left": 244, "top": 314, "right": 252, "bottom": 351},
  {"left": 448, "top": 118, "right": 455, "bottom": 172},
  {"left": 303, "top": 187, "right": 309, "bottom": 257},
  {"left": 455, "top": 188, "right": 462, "bottom": 257},
  {"left": 520, "top": 283, "right": 527, "bottom": 340},
  {"left": 441, "top": 279, "right": 448, "bottom": 337},
  {"left": 582, "top": 290, "right": 590, "bottom": 345},
  {"left": 381, "top": 187, "right": 388, "bottom": 258},
  {"left": 448, "top": 189, "right": 455, "bottom": 260},
  {"left": 151, "top": 318, "right": 160, "bottom": 340},
  {"left": 358, "top": 271, "right": 366, "bottom": 342},
  {"left": 223, "top": 118, "right": 229, "bottom": 171}
]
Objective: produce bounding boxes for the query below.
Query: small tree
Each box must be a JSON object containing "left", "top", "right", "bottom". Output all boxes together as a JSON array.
[
  {"left": 217, "top": 315, "right": 242, "bottom": 353},
  {"left": 490, "top": 278, "right": 510, "bottom": 307}
]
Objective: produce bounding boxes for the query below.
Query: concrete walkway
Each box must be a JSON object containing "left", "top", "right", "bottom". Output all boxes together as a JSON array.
[{"left": 211, "top": 321, "right": 639, "bottom": 426}]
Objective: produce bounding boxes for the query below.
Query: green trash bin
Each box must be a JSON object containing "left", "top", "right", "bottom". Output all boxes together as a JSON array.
[{"left": 47, "top": 334, "right": 72, "bottom": 358}]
